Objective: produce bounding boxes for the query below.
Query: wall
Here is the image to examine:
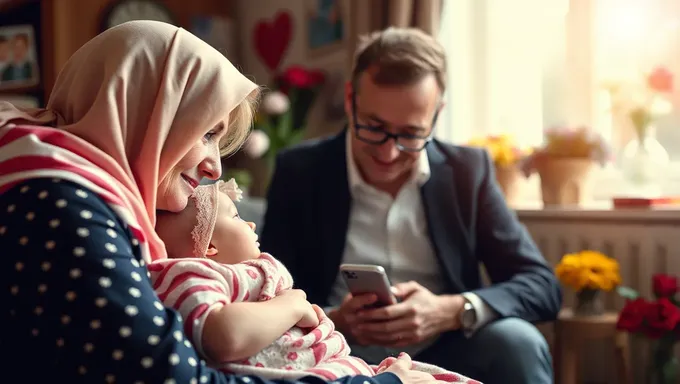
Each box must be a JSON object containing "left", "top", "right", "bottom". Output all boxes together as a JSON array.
[
  {"left": 42, "top": 0, "right": 232, "bottom": 96},
  {"left": 235, "top": 0, "right": 348, "bottom": 139},
  {"left": 229, "top": 0, "right": 351, "bottom": 195}
]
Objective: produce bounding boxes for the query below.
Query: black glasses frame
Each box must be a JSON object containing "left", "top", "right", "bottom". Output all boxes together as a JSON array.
[{"left": 351, "top": 92, "right": 439, "bottom": 152}]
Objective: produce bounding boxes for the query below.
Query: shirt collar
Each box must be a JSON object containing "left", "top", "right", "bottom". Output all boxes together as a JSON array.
[{"left": 345, "top": 130, "right": 431, "bottom": 195}]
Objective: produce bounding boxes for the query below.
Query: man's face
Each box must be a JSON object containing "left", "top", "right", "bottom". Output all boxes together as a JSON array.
[
  {"left": 12, "top": 38, "right": 27, "bottom": 62},
  {"left": 344, "top": 70, "right": 441, "bottom": 190}
]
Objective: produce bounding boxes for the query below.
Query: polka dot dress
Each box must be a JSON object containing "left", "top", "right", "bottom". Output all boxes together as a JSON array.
[{"left": 0, "top": 178, "right": 398, "bottom": 384}]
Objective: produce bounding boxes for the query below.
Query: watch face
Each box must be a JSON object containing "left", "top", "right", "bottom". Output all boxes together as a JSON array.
[{"left": 104, "top": 0, "right": 175, "bottom": 30}]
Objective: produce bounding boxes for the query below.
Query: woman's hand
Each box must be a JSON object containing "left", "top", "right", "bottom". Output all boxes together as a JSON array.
[
  {"left": 277, "top": 289, "right": 320, "bottom": 328},
  {"left": 383, "top": 353, "right": 438, "bottom": 384}
]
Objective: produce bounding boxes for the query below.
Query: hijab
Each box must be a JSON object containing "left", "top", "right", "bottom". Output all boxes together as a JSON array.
[{"left": 0, "top": 20, "right": 258, "bottom": 262}]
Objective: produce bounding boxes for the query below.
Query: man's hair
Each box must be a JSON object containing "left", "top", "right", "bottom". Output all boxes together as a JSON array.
[{"left": 351, "top": 27, "right": 446, "bottom": 93}]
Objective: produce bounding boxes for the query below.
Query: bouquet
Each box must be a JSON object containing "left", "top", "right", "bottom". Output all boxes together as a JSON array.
[
  {"left": 617, "top": 274, "right": 680, "bottom": 383},
  {"left": 252, "top": 66, "right": 325, "bottom": 170},
  {"left": 555, "top": 250, "right": 621, "bottom": 292},
  {"left": 520, "top": 126, "right": 611, "bottom": 177},
  {"left": 605, "top": 66, "right": 674, "bottom": 141},
  {"left": 467, "top": 135, "right": 528, "bottom": 167}
]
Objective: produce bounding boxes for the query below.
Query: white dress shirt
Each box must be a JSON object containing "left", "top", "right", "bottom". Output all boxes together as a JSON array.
[{"left": 326, "top": 132, "right": 497, "bottom": 362}]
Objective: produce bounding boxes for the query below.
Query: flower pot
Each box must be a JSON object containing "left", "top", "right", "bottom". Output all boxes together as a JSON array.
[
  {"left": 494, "top": 164, "right": 522, "bottom": 205},
  {"left": 574, "top": 289, "right": 604, "bottom": 316},
  {"left": 535, "top": 158, "right": 593, "bottom": 206}
]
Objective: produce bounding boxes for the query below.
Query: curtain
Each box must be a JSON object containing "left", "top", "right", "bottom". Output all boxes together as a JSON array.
[{"left": 344, "top": 0, "right": 442, "bottom": 72}]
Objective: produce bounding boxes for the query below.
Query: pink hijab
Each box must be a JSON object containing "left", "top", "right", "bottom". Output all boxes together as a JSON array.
[{"left": 0, "top": 21, "right": 258, "bottom": 262}]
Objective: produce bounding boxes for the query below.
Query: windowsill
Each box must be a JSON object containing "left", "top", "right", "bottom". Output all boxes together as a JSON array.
[{"left": 512, "top": 162, "right": 680, "bottom": 222}]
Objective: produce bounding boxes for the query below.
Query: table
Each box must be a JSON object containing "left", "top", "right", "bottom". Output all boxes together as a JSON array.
[{"left": 554, "top": 309, "right": 632, "bottom": 384}]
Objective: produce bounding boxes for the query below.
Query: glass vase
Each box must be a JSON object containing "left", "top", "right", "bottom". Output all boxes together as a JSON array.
[
  {"left": 619, "top": 133, "right": 669, "bottom": 197},
  {"left": 647, "top": 338, "right": 679, "bottom": 384},
  {"left": 574, "top": 289, "right": 604, "bottom": 316}
]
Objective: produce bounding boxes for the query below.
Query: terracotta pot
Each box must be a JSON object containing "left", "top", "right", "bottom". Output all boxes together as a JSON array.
[
  {"left": 535, "top": 158, "right": 593, "bottom": 206},
  {"left": 495, "top": 164, "right": 522, "bottom": 205}
]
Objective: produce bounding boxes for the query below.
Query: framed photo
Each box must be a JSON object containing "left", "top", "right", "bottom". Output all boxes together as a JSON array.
[
  {"left": 305, "top": 0, "right": 345, "bottom": 57},
  {"left": 0, "top": 24, "right": 40, "bottom": 91}
]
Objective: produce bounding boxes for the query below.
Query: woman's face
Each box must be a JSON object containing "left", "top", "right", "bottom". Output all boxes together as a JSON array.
[{"left": 157, "top": 123, "right": 226, "bottom": 212}]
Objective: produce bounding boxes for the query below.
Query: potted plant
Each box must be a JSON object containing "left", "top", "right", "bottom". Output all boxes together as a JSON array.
[
  {"left": 555, "top": 250, "right": 621, "bottom": 316},
  {"left": 468, "top": 134, "right": 528, "bottom": 204},
  {"left": 521, "top": 126, "right": 610, "bottom": 206},
  {"left": 617, "top": 274, "right": 680, "bottom": 384}
]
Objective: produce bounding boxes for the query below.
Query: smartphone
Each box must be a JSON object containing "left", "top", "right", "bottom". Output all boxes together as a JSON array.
[{"left": 340, "top": 264, "right": 398, "bottom": 307}]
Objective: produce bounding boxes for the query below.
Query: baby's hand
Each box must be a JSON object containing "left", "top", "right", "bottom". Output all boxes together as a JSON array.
[
  {"left": 276, "top": 289, "right": 320, "bottom": 328},
  {"left": 296, "top": 302, "right": 320, "bottom": 328}
]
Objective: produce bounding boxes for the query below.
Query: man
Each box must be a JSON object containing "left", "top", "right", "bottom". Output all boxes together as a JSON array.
[
  {"left": 260, "top": 27, "right": 561, "bottom": 384},
  {"left": 2, "top": 33, "right": 33, "bottom": 83}
]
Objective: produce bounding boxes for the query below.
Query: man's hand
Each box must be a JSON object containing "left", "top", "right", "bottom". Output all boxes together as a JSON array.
[
  {"left": 326, "top": 293, "right": 380, "bottom": 344},
  {"left": 353, "top": 281, "right": 467, "bottom": 347}
]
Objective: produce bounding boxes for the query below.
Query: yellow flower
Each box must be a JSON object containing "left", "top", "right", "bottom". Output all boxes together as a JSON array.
[
  {"left": 555, "top": 250, "right": 621, "bottom": 292},
  {"left": 467, "top": 135, "right": 525, "bottom": 166}
]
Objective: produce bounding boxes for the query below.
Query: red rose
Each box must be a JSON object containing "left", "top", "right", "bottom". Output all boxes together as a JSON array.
[
  {"left": 643, "top": 298, "right": 680, "bottom": 339},
  {"left": 647, "top": 67, "right": 673, "bottom": 93},
  {"left": 653, "top": 274, "right": 678, "bottom": 298},
  {"left": 616, "top": 298, "right": 649, "bottom": 333},
  {"left": 278, "top": 66, "right": 325, "bottom": 90}
]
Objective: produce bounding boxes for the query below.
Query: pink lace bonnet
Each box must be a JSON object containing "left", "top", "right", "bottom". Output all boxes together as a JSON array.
[{"left": 190, "top": 178, "right": 243, "bottom": 257}]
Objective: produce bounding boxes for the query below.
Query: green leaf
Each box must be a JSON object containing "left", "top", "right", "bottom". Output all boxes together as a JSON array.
[{"left": 617, "top": 286, "right": 640, "bottom": 300}]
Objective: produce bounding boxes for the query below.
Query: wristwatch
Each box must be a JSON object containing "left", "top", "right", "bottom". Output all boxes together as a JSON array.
[{"left": 459, "top": 299, "right": 477, "bottom": 330}]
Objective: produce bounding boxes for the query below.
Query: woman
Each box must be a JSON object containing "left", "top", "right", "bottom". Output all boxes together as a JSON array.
[{"left": 0, "top": 21, "right": 427, "bottom": 383}]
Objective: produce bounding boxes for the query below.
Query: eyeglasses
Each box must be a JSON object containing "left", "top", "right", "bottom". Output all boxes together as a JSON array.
[{"left": 351, "top": 92, "right": 439, "bottom": 152}]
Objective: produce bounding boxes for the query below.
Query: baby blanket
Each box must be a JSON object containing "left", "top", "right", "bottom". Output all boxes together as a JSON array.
[{"left": 149, "top": 254, "right": 480, "bottom": 383}]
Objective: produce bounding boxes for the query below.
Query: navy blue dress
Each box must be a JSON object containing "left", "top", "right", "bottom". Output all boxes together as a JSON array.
[{"left": 0, "top": 178, "right": 401, "bottom": 384}]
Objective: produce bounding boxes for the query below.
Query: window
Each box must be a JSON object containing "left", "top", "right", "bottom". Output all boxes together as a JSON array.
[{"left": 438, "top": 0, "right": 680, "bottom": 201}]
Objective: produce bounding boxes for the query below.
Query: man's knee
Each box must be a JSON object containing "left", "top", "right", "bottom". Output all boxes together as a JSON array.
[
  {"left": 475, "top": 318, "right": 553, "bottom": 383},
  {"left": 481, "top": 318, "right": 549, "bottom": 355}
]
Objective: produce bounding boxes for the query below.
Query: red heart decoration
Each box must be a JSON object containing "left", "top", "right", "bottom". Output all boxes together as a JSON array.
[{"left": 253, "top": 12, "right": 293, "bottom": 72}]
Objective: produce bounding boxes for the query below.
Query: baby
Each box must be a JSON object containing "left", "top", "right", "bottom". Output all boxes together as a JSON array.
[{"left": 151, "top": 179, "right": 480, "bottom": 384}]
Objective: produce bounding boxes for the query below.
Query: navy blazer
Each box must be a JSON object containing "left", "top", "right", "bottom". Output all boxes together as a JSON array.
[{"left": 260, "top": 131, "right": 562, "bottom": 323}]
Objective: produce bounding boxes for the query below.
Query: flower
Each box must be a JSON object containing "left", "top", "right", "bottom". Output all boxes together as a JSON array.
[
  {"left": 652, "top": 274, "right": 678, "bottom": 298},
  {"left": 520, "top": 126, "right": 611, "bottom": 177},
  {"left": 616, "top": 298, "right": 650, "bottom": 333},
  {"left": 243, "top": 130, "right": 270, "bottom": 159},
  {"left": 219, "top": 178, "right": 243, "bottom": 202},
  {"left": 644, "top": 298, "right": 680, "bottom": 339},
  {"left": 647, "top": 67, "right": 673, "bottom": 93},
  {"left": 467, "top": 135, "right": 528, "bottom": 167},
  {"left": 277, "top": 66, "right": 325, "bottom": 90},
  {"left": 261, "top": 91, "right": 290, "bottom": 115},
  {"left": 555, "top": 250, "right": 621, "bottom": 292},
  {"left": 606, "top": 66, "right": 674, "bottom": 140}
]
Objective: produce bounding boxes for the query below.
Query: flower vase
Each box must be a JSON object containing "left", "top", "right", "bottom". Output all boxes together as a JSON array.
[
  {"left": 574, "top": 289, "right": 604, "bottom": 316},
  {"left": 535, "top": 158, "right": 593, "bottom": 206},
  {"left": 620, "top": 131, "right": 669, "bottom": 197},
  {"left": 648, "top": 339, "right": 679, "bottom": 384},
  {"left": 494, "top": 164, "right": 521, "bottom": 205}
]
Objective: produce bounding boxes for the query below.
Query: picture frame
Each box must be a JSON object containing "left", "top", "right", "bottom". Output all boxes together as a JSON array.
[
  {"left": 0, "top": 24, "right": 40, "bottom": 92},
  {"left": 304, "top": 0, "right": 346, "bottom": 57}
]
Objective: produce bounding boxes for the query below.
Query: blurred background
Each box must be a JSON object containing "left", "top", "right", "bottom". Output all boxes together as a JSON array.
[{"left": 1, "top": 0, "right": 680, "bottom": 200}]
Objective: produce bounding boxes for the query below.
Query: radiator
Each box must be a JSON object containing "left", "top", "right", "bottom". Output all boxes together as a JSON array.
[{"left": 518, "top": 208, "right": 680, "bottom": 383}]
